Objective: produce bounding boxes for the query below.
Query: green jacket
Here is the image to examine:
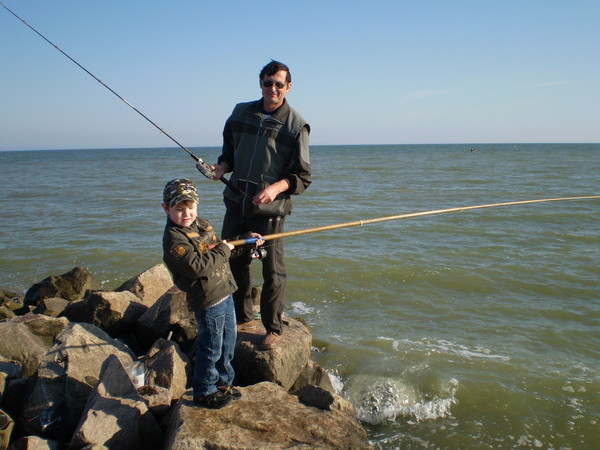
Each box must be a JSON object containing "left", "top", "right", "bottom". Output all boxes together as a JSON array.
[
  {"left": 219, "top": 99, "right": 311, "bottom": 217},
  {"left": 162, "top": 217, "right": 237, "bottom": 312}
]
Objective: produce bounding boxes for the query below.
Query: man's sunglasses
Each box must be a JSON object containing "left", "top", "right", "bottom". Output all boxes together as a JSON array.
[{"left": 262, "top": 80, "right": 287, "bottom": 89}]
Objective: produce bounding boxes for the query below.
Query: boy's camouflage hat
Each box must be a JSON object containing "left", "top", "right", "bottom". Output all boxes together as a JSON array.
[{"left": 163, "top": 178, "right": 199, "bottom": 207}]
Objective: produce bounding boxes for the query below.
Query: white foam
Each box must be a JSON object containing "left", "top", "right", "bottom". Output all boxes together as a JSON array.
[{"left": 288, "top": 301, "right": 314, "bottom": 315}]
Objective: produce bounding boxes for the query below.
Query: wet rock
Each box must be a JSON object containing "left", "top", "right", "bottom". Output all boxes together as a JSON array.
[
  {"left": 62, "top": 290, "right": 147, "bottom": 338},
  {"left": 24, "top": 267, "right": 94, "bottom": 306},
  {"left": 290, "top": 359, "right": 335, "bottom": 393},
  {"left": 115, "top": 264, "right": 173, "bottom": 307},
  {"left": 296, "top": 384, "right": 357, "bottom": 416},
  {"left": 69, "top": 354, "right": 163, "bottom": 449},
  {"left": 163, "top": 382, "right": 370, "bottom": 449},
  {"left": 0, "top": 289, "right": 23, "bottom": 311}
]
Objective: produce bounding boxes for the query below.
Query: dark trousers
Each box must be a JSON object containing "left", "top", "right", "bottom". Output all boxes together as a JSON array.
[{"left": 222, "top": 208, "right": 286, "bottom": 334}]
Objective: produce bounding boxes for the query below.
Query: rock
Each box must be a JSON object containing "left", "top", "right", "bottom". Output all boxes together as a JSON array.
[
  {"left": 136, "top": 287, "right": 197, "bottom": 353},
  {"left": 10, "top": 315, "right": 69, "bottom": 348},
  {"left": 69, "top": 354, "right": 163, "bottom": 449},
  {"left": 115, "top": 264, "right": 173, "bottom": 307},
  {"left": 0, "top": 316, "right": 68, "bottom": 378},
  {"left": 0, "top": 358, "right": 22, "bottom": 406},
  {"left": 296, "top": 385, "right": 357, "bottom": 417},
  {"left": 137, "top": 385, "right": 172, "bottom": 416},
  {"left": 163, "top": 382, "right": 370, "bottom": 449},
  {"left": 21, "top": 323, "right": 137, "bottom": 440},
  {"left": 0, "top": 408, "right": 14, "bottom": 449},
  {"left": 233, "top": 317, "right": 312, "bottom": 390},
  {"left": 32, "top": 297, "right": 70, "bottom": 318},
  {"left": 23, "top": 267, "right": 94, "bottom": 306},
  {"left": 0, "top": 307, "right": 14, "bottom": 321},
  {"left": 143, "top": 339, "right": 190, "bottom": 400},
  {"left": 62, "top": 291, "right": 147, "bottom": 338},
  {"left": 290, "top": 359, "right": 335, "bottom": 393},
  {"left": 0, "top": 289, "right": 22, "bottom": 311},
  {"left": 6, "top": 435, "right": 60, "bottom": 449}
]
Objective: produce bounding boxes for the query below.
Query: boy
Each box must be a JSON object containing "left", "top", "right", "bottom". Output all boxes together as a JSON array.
[{"left": 161, "top": 178, "right": 262, "bottom": 409}]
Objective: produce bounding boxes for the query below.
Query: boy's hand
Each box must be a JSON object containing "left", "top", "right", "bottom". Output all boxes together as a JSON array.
[{"left": 222, "top": 240, "right": 235, "bottom": 251}]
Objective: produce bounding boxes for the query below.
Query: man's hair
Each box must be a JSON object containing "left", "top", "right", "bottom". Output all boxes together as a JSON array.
[{"left": 260, "top": 60, "right": 291, "bottom": 83}]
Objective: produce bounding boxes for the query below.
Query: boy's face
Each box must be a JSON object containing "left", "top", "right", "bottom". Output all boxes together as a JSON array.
[{"left": 162, "top": 200, "right": 197, "bottom": 228}]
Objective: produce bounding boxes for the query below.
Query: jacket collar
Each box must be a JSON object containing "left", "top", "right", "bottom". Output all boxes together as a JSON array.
[{"left": 248, "top": 98, "right": 290, "bottom": 121}]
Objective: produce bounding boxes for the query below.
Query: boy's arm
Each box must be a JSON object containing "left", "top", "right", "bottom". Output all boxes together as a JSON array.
[{"left": 165, "top": 240, "right": 232, "bottom": 280}]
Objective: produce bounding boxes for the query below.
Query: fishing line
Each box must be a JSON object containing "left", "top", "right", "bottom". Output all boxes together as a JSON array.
[
  {"left": 229, "top": 196, "right": 600, "bottom": 246},
  {"left": 1, "top": 2, "right": 246, "bottom": 195}
]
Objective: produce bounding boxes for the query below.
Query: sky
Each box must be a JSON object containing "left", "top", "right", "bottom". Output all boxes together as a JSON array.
[{"left": 1, "top": 0, "right": 599, "bottom": 151}]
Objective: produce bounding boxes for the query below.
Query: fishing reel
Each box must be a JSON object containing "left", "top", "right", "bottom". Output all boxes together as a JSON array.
[
  {"left": 250, "top": 247, "right": 267, "bottom": 260},
  {"left": 195, "top": 159, "right": 215, "bottom": 179}
]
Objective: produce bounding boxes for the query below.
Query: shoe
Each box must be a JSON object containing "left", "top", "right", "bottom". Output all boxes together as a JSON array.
[
  {"left": 193, "top": 390, "right": 232, "bottom": 409},
  {"left": 261, "top": 332, "right": 282, "bottom": 350},
  {"left": 237, "top": 319, "right": 257, "bottom": 332},
  {"left": 218, "top": 385, "right": 242, "bottom": 399}
]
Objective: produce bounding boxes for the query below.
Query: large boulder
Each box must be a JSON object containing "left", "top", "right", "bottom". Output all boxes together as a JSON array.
[
  {"left": 136, "top": 286, "right": 197, "bottom": 352},
  {"left": 163, "top": 382, "right": 370, "bottom": 449},
  {"left": 62, "top": 290, "right": 147, "bottom": 337},
  {"left": 69, "top": 354, "right": 163, "bottom": 449},
  {"left": 233, "top": 317, "right": 312, "bottom": 391},
  {"left": 115, "top": 264, "right": 173, "bottom": 307},
  {"left": 24, "top": 267, "right": 94, "bottom": 306},
  {"left": 0, "top": 316, "right": 69, "bottom": 378},
  {"left": 21, "top": 323, "right": 136, "bottom": 440},
  {"left": 32, "top": 297, "right": 70, "bottom": 318},
  {"left": 143, "top": 338, "right": 190, "bottom": 400},
  {"left": 290, "top": 359, "right": 335, "bottom": 393}
]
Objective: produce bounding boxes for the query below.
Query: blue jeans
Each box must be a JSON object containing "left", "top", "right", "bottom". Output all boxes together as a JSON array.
[{"left": 193, "top": 295, "right": 237, "bottom": 397}]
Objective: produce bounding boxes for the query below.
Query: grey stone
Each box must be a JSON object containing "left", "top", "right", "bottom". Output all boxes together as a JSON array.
[
  {"left": 163, "top": 382, "right": 370, "bottom": 449},
  {"left": 233, "top": 317, "right": 312, "bottom": 391},
  {"left": 115, "top": 264, "right": 173, "bottom": 307},
  {"left": 69, "top": 354, "right": 163, "bottom": 449},
  {"left": 62, "top": 291, "right": 147, "bottom": 337}
]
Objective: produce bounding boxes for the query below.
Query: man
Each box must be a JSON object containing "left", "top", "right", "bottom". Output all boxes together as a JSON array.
[{"left": 211, "top": 60, "right": 311, "bottom": 350}]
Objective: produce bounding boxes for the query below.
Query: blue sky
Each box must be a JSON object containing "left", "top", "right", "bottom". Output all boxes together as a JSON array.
[{"left": 1, "top": 0, "right": 599, "bottom": 151}]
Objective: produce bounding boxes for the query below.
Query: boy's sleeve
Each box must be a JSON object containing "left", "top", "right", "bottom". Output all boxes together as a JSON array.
[{"left": 166, "top": 240, "right": 232, "bottom": 280}]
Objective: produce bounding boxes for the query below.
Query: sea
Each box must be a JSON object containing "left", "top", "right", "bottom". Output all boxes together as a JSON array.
[{"left": 1, "top": 143, "right": 598, "bottom": 449}]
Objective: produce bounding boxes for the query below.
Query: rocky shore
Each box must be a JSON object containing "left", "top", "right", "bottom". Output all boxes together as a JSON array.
[{"left": 0, "top": 265, "right": 372, "bottom": 449}]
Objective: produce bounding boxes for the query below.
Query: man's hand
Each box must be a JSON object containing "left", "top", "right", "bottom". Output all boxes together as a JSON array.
[
  {"left": 210, "top": 162, "right": 230, "bottom": 181},
  {"left": 252, "top": 179, "right": 289, "bottom": 205}
]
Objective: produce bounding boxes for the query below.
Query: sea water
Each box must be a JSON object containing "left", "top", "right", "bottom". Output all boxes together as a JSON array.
[{"left": 1, "top": 144, "right": 599, "bottom": 448}]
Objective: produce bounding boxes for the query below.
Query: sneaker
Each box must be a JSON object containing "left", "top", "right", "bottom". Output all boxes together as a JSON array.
[
  {"left": 237, "top": 319, "right": 257, "bottom": 332},
  {"left": 218, "top": 385, "right": 242, "bottom": 399},
  {"left": 193, "top": 390, "right": 232, "bottom": 409},
  {"left": 261, "top": 332, "right": 282, "bottom": 350}
]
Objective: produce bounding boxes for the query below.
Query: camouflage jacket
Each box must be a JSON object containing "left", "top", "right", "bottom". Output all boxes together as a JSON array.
[{"left": 162, "top": 216, "right": 237, "bottom": 312}]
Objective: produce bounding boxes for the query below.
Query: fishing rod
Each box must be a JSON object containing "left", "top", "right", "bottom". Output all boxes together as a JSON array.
[
  {"left": 229, "top": 196, "right": 600, "bottom": 246},
  {"left": 1, "top": 2, "right": 246, "bottom": 195}
]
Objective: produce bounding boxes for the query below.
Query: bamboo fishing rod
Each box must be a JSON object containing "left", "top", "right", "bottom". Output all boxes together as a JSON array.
[{"left": 229, "top": 195, "right": 600, "bottom": 246}]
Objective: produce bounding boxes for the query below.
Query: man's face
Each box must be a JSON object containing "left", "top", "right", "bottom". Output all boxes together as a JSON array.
[
  {"left": 163, "top": 200, "right": 197, "bottom": 228},
  {"left": 260, "top": 70, "right": 291, "bottom": 112}
]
